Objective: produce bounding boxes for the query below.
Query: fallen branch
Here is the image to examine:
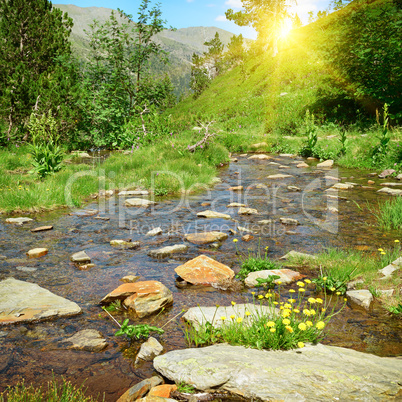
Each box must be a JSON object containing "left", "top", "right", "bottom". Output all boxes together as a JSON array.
[{"left": 187, "top": 121, "right": 216, "bottom": 152}]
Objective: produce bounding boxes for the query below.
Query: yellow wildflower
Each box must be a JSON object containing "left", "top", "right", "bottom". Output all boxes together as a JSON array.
[
  {"left": 316, "top": 321, "right": 325, "bottom": 330},
  {"left": 258, "top": 295, "right": 264, "bottom": 299},
  {"left": 289, "top": 289, "right": 296, "bottom": 293},
  {"left": 330, "top": 287, "right": 336, "bottom": 291},
  {"left": 310, "top": 309, "right": 316, "bottom": 316},
  {"left": 293, "top": 308, "right": 300, "bottom": 313},
  {"left": 380, "top": 251, "right": 386, "bottom": 255},
  {"left": 282, "top": 309, "right": 291, "bottom": 318},
  {"left": 306, "top": 320, "right": 313, "bottom": 327},
  {"left": 308, "top": 297, "right": 316, "bottom": 304},
  {"left": 237, "top": 317, "right": 243, "bottom": 323},
  {"left": 285, "top": 325, "right": 293, "bottom": 333},
  {"left": 303, "top": 309, "right": 311, "bottom": 316},
  {"left": 273, "top": 301, "right": 279, "bottom": 305},
  {"left": 321, "top": 308, "right": 326, "bottom": 312},
  {"left": 230, "top": 314, "right": 235, "bottom": 319},
  {"left": 277, "top": 280, "right": 282, "bottom": 285},
  {"left": 299, "top": 288, "right": 306, "bottom": 292},
  {"left": 288, "top": 299, "right": 296, "bottom": 303},
  {"left": 304, "top": 279, "right": 311, "bottom": 284},
  {"left": 315, "top": 298, "right": 323, "bottom": 304},
  {"left": 377, "top": 248, "right": 384, "bottom": 252},
  {"left": 284, "top": 303, "right": 292, "bottom": 308},
  {"left": 282, "top": 318, "right": 291, "bottom": 325},
  {"left": 270, "top": 328, "right": 276, "bottom": 333},
  {"left": 251, "top": 292, "right": 255, "bottom": 295},
  {"left": 395, "top": 240, "right": 400, "bottom": 243},
  {"left": 233, "top": 238, "right": 238, "bottom": 243},
  {"left": 296, "top": 281, "right": 305, "bottom": 287},
  {"left": 266, "top": 321, "right": 276, "bottom": 327},
  {"left": 298, "top": 323, "right": 307, "bottom": 331},
  {"left": 297, "top": 341, "right": 305, "bottom": 348},
  {"left": 336, "top": 291, "right": 341, "bottom": 296},
  {"left": 245, "top": 311, "right": 251, "bottom": 316},
  {"left": 231, "top": 301, "right": 236, "bottom": 306},
  {"left": 221, "top": 316, "right": 226, "bottom": 321},
  {"left": 265, "top": 293, "right": 272, "bottom": 298},
  {"left": 322, "top": 277, "right": 327, "bottom": 281}
]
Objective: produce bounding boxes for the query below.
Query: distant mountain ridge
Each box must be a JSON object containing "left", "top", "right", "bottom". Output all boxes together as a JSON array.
[{"left": 54, "top": 4, "right": 239, "bottom": 96}]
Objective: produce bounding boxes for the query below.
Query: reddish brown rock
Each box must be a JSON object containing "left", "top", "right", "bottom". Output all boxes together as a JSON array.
[
  {"left": 122, "top": 281, "right": 173, "bottom": 318},
  {"left": 368, "top": 180, "right": 375, "bottom": 185},
  {"left": 117, "top": 377, "right": 163, "bottom": 402},
  {"left": 242, "top": 234, "right": 254, "bottom": 242},
  {"left": 26, "top": 248, "right": 48, "bottom": 258},
  {"left": 174, "top": 255, "right": 234, "bottom": 285},
  {"left": 229, "top": 186, "right": 243, "bottom": 191},
  {"left": 185, "top": 232, "right": 228, "bottom": 245},
  {"left": 148, "top": 385, "right": 177, "bottom": 398}
]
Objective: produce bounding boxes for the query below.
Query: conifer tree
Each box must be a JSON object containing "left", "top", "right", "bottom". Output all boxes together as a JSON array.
[{"left": 0, "top": 0, "right": 74, "bottom": 138}]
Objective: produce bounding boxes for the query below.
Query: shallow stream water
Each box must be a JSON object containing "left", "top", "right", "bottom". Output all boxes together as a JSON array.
[{"left": 0, "top": 153, "right": 401, "bottom": 400}]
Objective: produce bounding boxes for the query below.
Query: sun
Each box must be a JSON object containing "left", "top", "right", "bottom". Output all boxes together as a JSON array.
[{"left": 279, "top": 18, "right": 293, "bottom": 39}]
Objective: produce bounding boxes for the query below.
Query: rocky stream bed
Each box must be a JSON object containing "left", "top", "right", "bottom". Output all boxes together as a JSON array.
[{"left": 0, "top": 153, "right": 401, "bottom": 401}]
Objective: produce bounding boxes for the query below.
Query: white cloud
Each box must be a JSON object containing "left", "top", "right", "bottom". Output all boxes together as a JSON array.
[
  {"left": 215, "top": 14, "right": 228, "bottom": 21},
  {"left": 225, "top": 0, "right": 243, "bottom": 9}
]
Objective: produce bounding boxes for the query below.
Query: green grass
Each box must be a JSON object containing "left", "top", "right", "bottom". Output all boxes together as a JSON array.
[
  {"left": 184, "top": 287, "right": 346, "bottom": 350},
  {"left": 0, "top": 131, "right": 230, "bottom": 212},
  {"left": 0, "top": 378, "right": 100, "bottom": 402},
  {"left": 369, "top": 197, "right": 402, "bottom": 232}
]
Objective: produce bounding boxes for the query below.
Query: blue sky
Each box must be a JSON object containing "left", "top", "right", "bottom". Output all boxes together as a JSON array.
[{"left": 55, "top": 0, "right": 331, "bottom": 39}]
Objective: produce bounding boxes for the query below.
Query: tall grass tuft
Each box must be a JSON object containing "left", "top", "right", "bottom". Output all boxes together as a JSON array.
[{"left": 370, "top": 197, "right": 402, "bottom": 232}]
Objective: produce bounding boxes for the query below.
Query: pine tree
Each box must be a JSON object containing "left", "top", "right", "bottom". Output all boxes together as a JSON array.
[{"left": 0, "top": 0, "right": 74, "bottom": 138}]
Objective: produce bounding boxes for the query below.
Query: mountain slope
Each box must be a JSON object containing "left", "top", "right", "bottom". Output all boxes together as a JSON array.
[{"left": 54, "top": 4, "right": 239, "bottom": 95}]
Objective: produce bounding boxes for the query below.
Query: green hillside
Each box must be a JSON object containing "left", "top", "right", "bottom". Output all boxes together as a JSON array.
[{"left": 169, "top": 0, "right": 401, "bottom": 170}]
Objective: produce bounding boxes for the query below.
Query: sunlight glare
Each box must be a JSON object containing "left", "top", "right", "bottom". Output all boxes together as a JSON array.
[{"left": 279, "top": 18, "right": 293, "bottom": 39}]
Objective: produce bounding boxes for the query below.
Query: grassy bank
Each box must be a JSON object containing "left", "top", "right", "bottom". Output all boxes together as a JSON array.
[{"left": 0, "top": 130, "right": 230, "bottom": 213}]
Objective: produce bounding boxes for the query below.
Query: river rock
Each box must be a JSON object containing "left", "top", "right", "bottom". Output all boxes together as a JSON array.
[
  {"left": 174, "top": 255, "right": 234, "bottom": 285},
  {"left": 379, "top": 257, "right": 402, "bottom": 278},
  {"left": 266, "top": 174, "right": 293, "bottom": 179},
  {"left": 258, "top": 219, "right": 272, "bottom": 225},
  {"left": 278, "top": 165, "right": 291, "bottom": 169},
  {"left": 268, "top": 161, "right": 280, "bottom": 165},
  {"left": 183, "top": 303, "right": 277, "bottom": 330},
  {"left": 69, "top": 209, "right": 98, "bottom": 217},
  {"left": 228, "top": 185, "right": 243, "bottom": 191},
  {"left": 378, "top": 169, "right": 395, "bottom": 178},
  {"left": 110, "top": 240, "right": 140, "bottom": 249},
  {"left": 153, "top": 343, "right": 402, "bottom": 401},
  {"left": 0, "top": 278, "right": 81, "bottom": 325},
  {"left": 117, "top": 376, "right": 163, "bottom": 402},
  {"left": 148, "top": 244, "right": 188, "bottom": 259},
  {"left": 98, "top": 189, "right": 114, "bottom": 197},
  {"left": 196, "top": 210, "right": 231, "bottom": 219},
  {"left": 237, "top": 225, "right": 253, "bottom": 233},
  {"left": 245, "top": 269, "right": 304, "bottom": 287},
  {"left": 5, "top": 217, "right": 33, "bottom": 225},
  {"left": 279, "top": 250, "right": 316, "bottom": 260},
  {"left": 296, "top": 162, "right": 309, "bottom": 168},
  {"left": 325, "top": 175, "right": 341, "bottom": 182},
  {"left": 65, "top": 329, "right": 107, "bottom": 352},
  {"left": 26, "top": 248, "right": 48, "bottom": 258},
  {"left": 120, "top": 275, "right": 140, "bottom": 283},
  {"left": 125, "top": 198, "right": 155, "bottom": 207},
  {"left": 346, "top": 289, "right": 373, "bottom": 310},
  {"left": 227, "top": 202, "right": 246, "bottom": 207},
  {"left": 279, "top": 217, "right": 299, "bottom": 225},
  {"left": 31, "top": 226, "right": 53, "bottom": 233},
  {"left": 123, "top": 281, "right": 173, "bottom": 318},
  {"left": 146, "top": 227, "right": 162, "bottom": 237},
  {"left": 185, "top": 232, "right": 228, "bottom": 245},
  {"left": 279, "top": 153, "right": 295, "bottom": 157},
  {"left": 118, "top": 190, "right": 149, "bottom": 197},
  {"left": 70, "top": 251, "right": 91, "bottom": 264},
  {"left": 242, "top": 234, "right": 253, "bottom": 242},
  {"left": 248, "top": 154, "right": 270, "bottom": 160},
  {"left": 317, "top": 159, "right": 334, "bottom": 168},
  {"left": 148, "top": 385, "right": 177, "bottom": 399},
  {"left": 287, "top": 185, "right": 301, "bottom": 191},
  {"left": 397, "top": 174, "right": 402, "bottom": 180},
  {"left": 380, "top": 182, "right": 402, "bottom": 187},
  {"left": 377, "top": 187, "right": 402, "bottom": 196},
  {"left": 331, "top": 182, "right": 354, "bottom": 190},
  {"left": 238, "top": 207, "right": 258, "bottom": 215},
  {"left": 135, "top": 337, "right": 164, "bottom": 363}
]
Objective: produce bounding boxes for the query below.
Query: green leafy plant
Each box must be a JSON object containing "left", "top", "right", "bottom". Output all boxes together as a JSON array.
[
  {"left": 255, "top": 275, "right": 281, "bottom": 290},
  {"left": 27, "top": 111, "right": 65, "bottom": 178},
  {"left": 176, "top": 381, "right": 196, "bottom": 394},
  {"left": 104, "top": 300, "right": 126, "bottom": 313},
  {"left": 387, "top": 304, "right": 402, "bottom": 316},
  {"left": 299, "top": 110, "right": 318, "bottom": 157},
  {"left": 114, "top": 319, "right": 164, "bottom": 339},
  {"left": 184, "top": 282, "right": 346, "bottom": 351},
  {"left": 338, "top": 129, "right": 348, "bottom": 156},
  {"left": 371, "top": 104, "right": 390, "bottom": 165},
  {"left": 311, "top": 275, "right": 350, "bottom": 295}
]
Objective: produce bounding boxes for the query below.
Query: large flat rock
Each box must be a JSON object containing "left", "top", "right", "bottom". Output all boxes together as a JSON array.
[
  {"left": 154, "top": 344, "right": 402, "bottom": 400},
  {"left": 185, "top": 232, "right": 228, "bottom": 245},
  {"left": 0, "top": 278, "right": 81, "bottom": 325}
]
